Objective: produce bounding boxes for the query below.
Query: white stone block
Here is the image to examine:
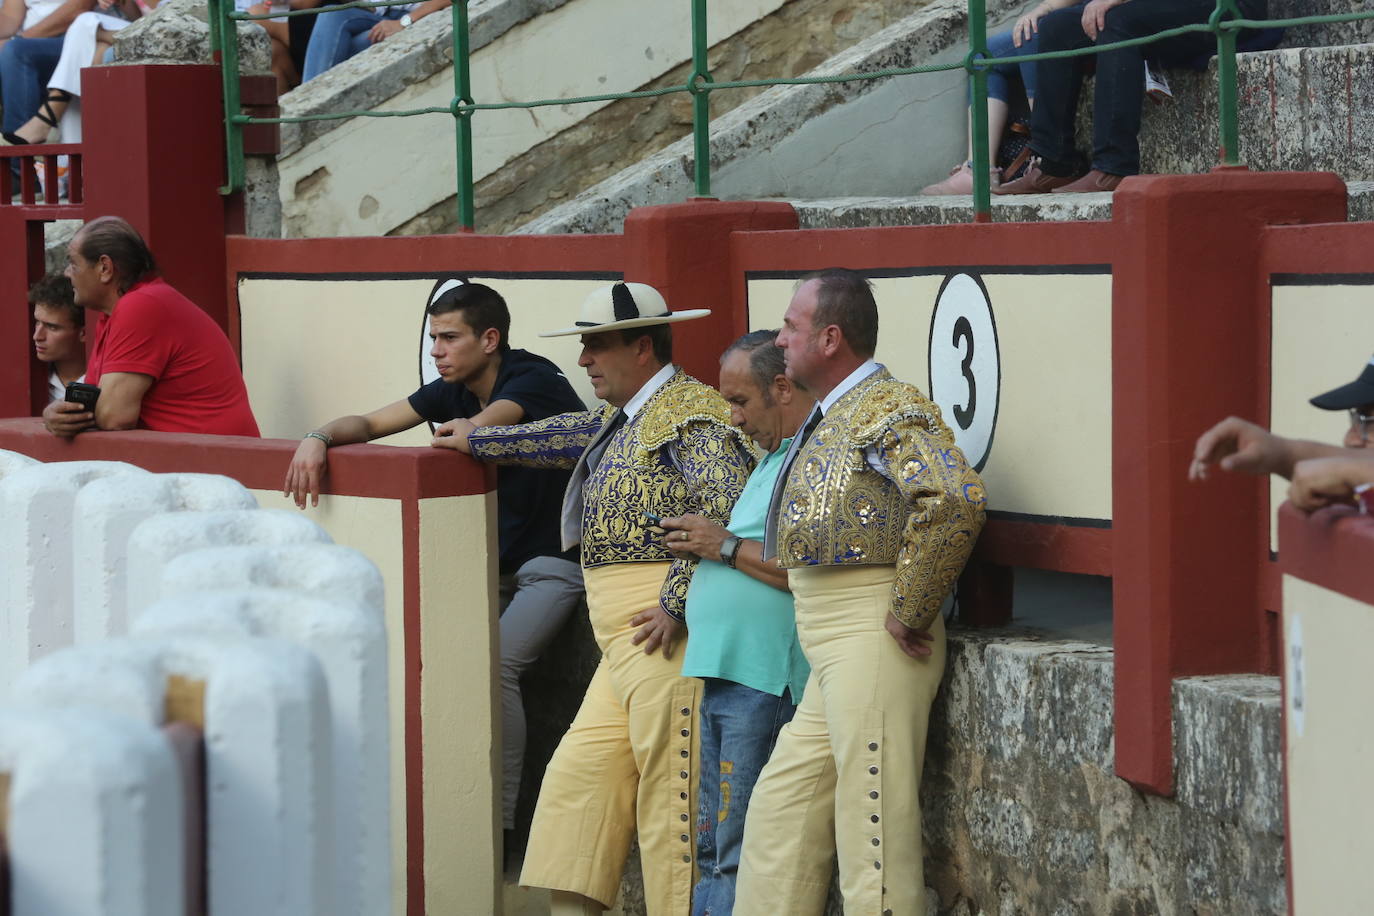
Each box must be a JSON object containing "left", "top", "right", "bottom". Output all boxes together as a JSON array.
[
  {"left": 0, "top": 448, "right": 39, "bottom": 479},
  {"left": 73, "top": 473, "right": 257, "bottom": 644},
  {"left": 0, "top": 461, "right": 148, "bottom": 697},
  {"left": 135, "top": 586, "right": 390, "bottom": 916},
  {"left": 125, "top": 509, "right": 330, "bottom": 620},
  {"left": 0, "top": 705, "right": 184, "bottom": 916},
  {"left": 15, "top": 637, "right": 336, "bottom": 916},
  {"left": 158, "top": 542, "right": 385, "bottom": 612}
]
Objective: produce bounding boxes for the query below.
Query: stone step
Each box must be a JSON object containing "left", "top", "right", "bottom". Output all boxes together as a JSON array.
[
  {"left": 782, "top": 179, "right": 1374, "bottom": 228},
  {"left": 519, "top": 4, "right": 1374, "bottom": 234},
  {"left": 1271, "top": 0, "right": 1374, "bottom": 50}
]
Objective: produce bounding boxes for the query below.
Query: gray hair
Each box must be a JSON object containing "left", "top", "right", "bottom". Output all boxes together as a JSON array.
[{"left": 722, "top": 329, "right": 787, "bottom": 403}]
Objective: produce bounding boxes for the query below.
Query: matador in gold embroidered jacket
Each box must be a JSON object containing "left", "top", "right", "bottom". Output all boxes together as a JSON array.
[
  {"left": 467, "top": 368, "right": 755, "bottom": 619},
  {"left": 771, "top": 367, "right": 987, "bottom": 630}
]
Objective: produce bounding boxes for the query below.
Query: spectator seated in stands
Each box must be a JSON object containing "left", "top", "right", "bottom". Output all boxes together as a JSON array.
[
  {"left": 300, "top": 0, "right": 449, "bottom": 83},
  {"left": 2, "top": 0, "right": 152, "bottom": 146},
  {"left": 1189, "top": 353, "right": 1374, "bottom": 483},
  {"left": 0, "top": 0, "right": 95, "bottom": 145},
  {"left": 922, "top": 0, "right": 1067, "bottom": 195},
  {"left": 41, "top": 216, "right": 261, "bottom": 438},
  {"left": 29, "top": 271, "right": 85, "bottom": 401},
  {"left": 997, "top": 0, "right": 1270, "bottom": 194},
  {"left": 242, "top": 0, "right": 325, "bottom": 97}
]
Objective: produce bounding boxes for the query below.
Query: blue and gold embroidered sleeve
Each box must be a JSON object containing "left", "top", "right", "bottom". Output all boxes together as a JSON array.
[
  {"left": 467, "top": 406, "right": 613, "bottom": 469},
  {"left": 875, "top": 416, "right": 987, "bottom": 630},
  {"left": 659, "top": 419, "right": 755, "bottom": 620}
]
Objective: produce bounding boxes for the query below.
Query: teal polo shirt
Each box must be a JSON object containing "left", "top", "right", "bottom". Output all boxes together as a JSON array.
[{"left": 681, "top": 439, "right": 810, "bottom": 700}]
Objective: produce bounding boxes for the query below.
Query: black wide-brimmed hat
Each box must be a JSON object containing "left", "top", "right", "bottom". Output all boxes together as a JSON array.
[{"left": 1309, "top": 354, "right": 1374, "bottom": 410}]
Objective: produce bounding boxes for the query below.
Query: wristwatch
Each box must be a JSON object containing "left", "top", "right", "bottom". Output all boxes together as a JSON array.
[
  {"left": 719, "top": 535, "right": 743, "bottom": 569},
  {"left": 399, "top": 13, "right": 413, "bottom": 26}
]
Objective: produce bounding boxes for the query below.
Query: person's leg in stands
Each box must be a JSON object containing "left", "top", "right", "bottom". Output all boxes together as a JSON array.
[
  {"left": 300, "top": 6, "right": 382, "bottom": 81},
  {"left": 1089, "top": 0, "right": 1215, "bottom": 177},
  {"left": 0, "top": 36, "right": 64, "bottom": 140}
]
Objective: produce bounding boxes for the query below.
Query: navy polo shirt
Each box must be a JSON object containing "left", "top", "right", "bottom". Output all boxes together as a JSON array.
[{"left": 409, "top": 348, "right": 584, "bottom": 574}]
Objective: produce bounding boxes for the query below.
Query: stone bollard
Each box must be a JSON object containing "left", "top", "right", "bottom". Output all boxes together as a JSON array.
[
  {"left": 15, "top": 635, "right": 336, "bottom": 916},
  {"left": 124, "top": 508, "right": 330, "bottom": 620},
  {"left": 0, "top": 448, "right": 38, "bottom": 480},
  {"left": 0, "top": 461, "right": 148, "bottom": 696},
  {"left": 135, "top": 584, "right": 390, "bottom": 916},
  {"left": 0, "top": 705, "right": 185, "bottom": 916},
  {"left": 73, "top": 473, "right": 258, "bottom": 643}
]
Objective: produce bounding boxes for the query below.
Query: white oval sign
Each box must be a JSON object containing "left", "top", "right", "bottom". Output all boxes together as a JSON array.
[{"left": 927, "top": 273, "right": 1000, "bottom": 472}]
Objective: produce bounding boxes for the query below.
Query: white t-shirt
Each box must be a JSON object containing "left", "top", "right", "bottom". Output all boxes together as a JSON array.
[
  {"left": 49, "top": 368, "right": 85, "bottom": 403},
  {"left": 23, "top": 0, "right": 65, "bottom": 32}
]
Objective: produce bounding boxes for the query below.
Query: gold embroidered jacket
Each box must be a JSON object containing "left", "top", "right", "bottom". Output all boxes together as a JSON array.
[
  {"left": 774, "top": 368, "right": 987, "bottom": 630},
  {"left": 468, "top": 369, "right": 755, "bottom": 619}
]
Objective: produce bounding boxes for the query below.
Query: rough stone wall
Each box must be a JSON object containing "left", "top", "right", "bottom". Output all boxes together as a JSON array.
[
  {"left": 394, "top": 0, "right": 943, "bottom": 237},
  {"left": 520, "top": 626, "right": 1286, "bottom": 915},
  {"left": 923, "top": 632, "right": 1285, "bottom": 916}
]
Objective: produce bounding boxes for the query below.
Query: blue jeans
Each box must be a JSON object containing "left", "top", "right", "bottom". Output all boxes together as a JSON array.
[
  {"left": 984, "top": 28, "right": 1038, "bottom": 104},
  {"left": 0, "top": 35, "right": 64, "bottom": 134},
  {"left": 301, "top": 6, "right": 406, "bottom": 82},
  {"left": 692, "top": 679, "right": 797, "bottom": 916}
]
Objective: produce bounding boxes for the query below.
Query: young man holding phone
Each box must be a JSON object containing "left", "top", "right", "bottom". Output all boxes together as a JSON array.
[{"left": 29, "top": 271, "right": 85, "bottom": 403}]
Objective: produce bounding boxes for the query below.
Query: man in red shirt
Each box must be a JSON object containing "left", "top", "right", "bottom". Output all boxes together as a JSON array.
[{"left": 41, "top": 216, "right": 260, "bottom": 438}]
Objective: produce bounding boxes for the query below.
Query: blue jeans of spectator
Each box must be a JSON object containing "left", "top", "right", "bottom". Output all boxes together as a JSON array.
[
  {"left": 0, "top": 35, "right": 64, "bottom": 134},
  {"left": 983, "top": 28, "right": 1038, "bottom": 104},
  {"left": 1030, "top": 0, "right": 1260, "bottom": 176},
  {"left": 301, "top": 6, "right": 406, "bottom": 82},
  {"left": 692, "top": 678, "right": 797, "bottom": 916}
]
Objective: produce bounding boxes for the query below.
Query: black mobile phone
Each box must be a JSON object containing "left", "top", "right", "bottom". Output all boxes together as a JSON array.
[{"left": 65, "top": 381, "right": 101, "bottom": 410}]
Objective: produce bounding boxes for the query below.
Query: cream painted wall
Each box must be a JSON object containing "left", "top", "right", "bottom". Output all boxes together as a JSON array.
[
  {"left": 248, "top": 489, "right": 410, "bottom": 914},
  {"left": 418, "top": 492, "right": 501, "bottom": 915},
  {"left": 279, "top": 0, "right": 786, "bottom": 237},
  {"left": 1270, "top": 283, "right": 1374, "bottom": 547},
  {"left": 1282, "top": 575, "right": 1374, "bottom": 913},
  {"left": 748, "top": 272, "right": 1113, "bottom": 521},
  {"left": 239, "top": 276, "right": 610, "bottom": 442}
]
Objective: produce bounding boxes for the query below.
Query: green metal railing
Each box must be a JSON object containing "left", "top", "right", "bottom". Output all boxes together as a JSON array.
[{"left": 208, "top": 0, "right": 1374, "bottom": 230}]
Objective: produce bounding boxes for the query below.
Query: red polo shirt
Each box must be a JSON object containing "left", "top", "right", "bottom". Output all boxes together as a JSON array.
[{"left": 87, "top": 277, "right": 260, "bottom": 437}]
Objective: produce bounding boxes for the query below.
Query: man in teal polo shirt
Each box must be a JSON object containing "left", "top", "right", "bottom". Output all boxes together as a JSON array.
[{"left": 660, "top": 329, "right": 815, "bottom": 916}]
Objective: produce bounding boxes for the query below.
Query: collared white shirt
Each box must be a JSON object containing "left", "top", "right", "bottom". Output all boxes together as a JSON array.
[
  {"left": 48, "top": 368, "right": 85, "bottom": 403},
  {"left": 819, "top": 359, "right": 881, "bottom": 414},
  {"left": 623, "top": 363, "right": 677, "bottom": 419}
]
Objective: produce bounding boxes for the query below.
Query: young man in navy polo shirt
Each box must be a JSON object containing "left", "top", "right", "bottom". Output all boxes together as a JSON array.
[{"left": 284, "top": 280, "right": 586, "bottom": 848}]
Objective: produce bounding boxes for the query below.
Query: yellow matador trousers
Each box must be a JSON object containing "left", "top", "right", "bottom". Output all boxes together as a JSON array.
[
  {"left": 520, "top": 561, "right": 701, "bottom": 913},
  {"left": 734, "top": 564, "right": 947, "bottom": 915}
]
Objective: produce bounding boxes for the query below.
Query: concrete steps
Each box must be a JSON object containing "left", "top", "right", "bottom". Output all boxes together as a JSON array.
[{"left": 516, "top": 2, "right": 1374, "bottom": 233}]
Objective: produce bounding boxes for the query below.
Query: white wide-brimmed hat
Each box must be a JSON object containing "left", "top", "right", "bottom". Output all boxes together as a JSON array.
[{"left": 540, "top": 282, "right": 711, "bottom": 338}]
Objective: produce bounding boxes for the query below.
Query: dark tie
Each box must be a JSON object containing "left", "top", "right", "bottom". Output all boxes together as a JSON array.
[
  {"left": 763, "top": 405, "right": 823, "bottom": 558},
  {"left": 584, "top": 409, "right": 627, "bottom": 473},
  {"left": 559, "top": 409, "right": 628, "bottom": 549}
]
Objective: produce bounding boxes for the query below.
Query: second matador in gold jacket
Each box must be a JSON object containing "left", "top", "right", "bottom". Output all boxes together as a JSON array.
[{"left": 463, "top": 282, "right": 754, "bottom": 915}]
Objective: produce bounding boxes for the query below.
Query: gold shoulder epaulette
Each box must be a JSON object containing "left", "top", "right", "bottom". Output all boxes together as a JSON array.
[
  {"left": 636, "top": 374, "right": 733, "bottom": 453},
  {"left": 849, "top": 378, "right": 952, "bottom": 447}
]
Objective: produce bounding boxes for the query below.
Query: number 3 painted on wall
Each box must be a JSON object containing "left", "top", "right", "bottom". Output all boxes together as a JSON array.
[{"left": 928, "top": 274, "right": 1000, "bottom": 472}]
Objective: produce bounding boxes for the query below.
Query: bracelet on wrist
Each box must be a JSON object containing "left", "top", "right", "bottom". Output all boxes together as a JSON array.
[{"left": 304, "top": 430, "right": 332, "bottom": 447}]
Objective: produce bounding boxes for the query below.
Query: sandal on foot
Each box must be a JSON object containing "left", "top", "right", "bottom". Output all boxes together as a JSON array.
[{"left": 35, "top": 89, "right": 74, "bottom": 131}]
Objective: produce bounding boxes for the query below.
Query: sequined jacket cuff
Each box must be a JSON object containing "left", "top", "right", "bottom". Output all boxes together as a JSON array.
[{"left": 467, "top": 407, "right": 614, "bottom": 469}]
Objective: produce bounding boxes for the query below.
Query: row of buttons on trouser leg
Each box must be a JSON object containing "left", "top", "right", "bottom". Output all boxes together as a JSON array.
[
  {"left": 679, "top": 703, "right": 693, "bottom": 864},
  {"left": 864, "top": 737, "right": 894, "bottom": 916}
]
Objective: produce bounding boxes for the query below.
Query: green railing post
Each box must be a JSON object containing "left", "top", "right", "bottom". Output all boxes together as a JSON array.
[
  {"left": 451, "top": 0, "right": 476, "bottom": 231},
  {"left": 967, "top": 0, "right": 991, "bottom": 221},
  {"left": 690, "top": 0, "right": 712, "bottom": 198},
  {"left": 1212, "top": 0, "right": 1242, "bottom": 166},
  {"left": 210, "top": 0, "right": 245, "bottom": 195}
]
